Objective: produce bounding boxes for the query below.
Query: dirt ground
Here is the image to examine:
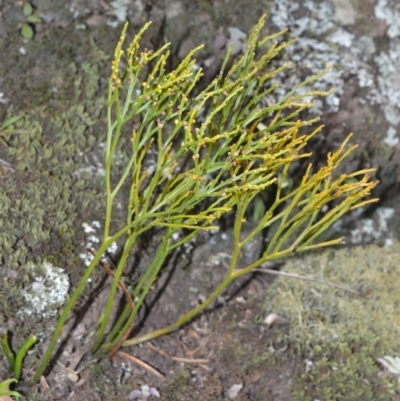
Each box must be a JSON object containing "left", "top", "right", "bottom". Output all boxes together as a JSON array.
[{"left": 1, "top": 0, "right": 400, "bottom": 400}]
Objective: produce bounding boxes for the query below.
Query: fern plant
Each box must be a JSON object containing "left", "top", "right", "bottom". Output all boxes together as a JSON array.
[{"left": 31, "top": 15, "right": 377, "bottom": 382}]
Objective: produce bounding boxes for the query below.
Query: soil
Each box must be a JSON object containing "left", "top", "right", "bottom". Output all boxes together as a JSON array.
[{"left": 1, "top": 0, "right": 400, "bottom": 400}]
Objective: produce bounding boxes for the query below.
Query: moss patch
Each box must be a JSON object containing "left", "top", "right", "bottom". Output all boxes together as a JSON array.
[
  {"left": 0, "top": 23, "right": 112, "bottom": 372},
  {"left": 261, "top": 242, "right": 400, "bottom": 400}
]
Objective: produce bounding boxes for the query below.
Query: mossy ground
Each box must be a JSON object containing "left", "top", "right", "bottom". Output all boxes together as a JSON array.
[
  {"left": 0, "top": 6, "right": 117, "bottom": 383},
  {"left": 260, "top": 242, "right": 400, "bottom": 400}
]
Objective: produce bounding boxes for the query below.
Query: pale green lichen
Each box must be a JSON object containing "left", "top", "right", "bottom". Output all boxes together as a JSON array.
[{"left": 262, "top": 241, "right": 400, "bottom": 400}]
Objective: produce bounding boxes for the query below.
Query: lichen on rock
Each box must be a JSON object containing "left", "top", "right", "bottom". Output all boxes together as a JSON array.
[{"left": 20, "top": 261, "right": 69, "bottom": 318}]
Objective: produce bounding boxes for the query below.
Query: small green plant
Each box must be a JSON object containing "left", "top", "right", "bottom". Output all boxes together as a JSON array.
[
  {"left": 0, "top": 115, "right": 29, "bottom": 172},
  {"left": 0, "top": 331, "right": 36, "bottom": 398},
  {"left": 30, "top": 16, "right": 377, "bottom": 382},
  {"left": 0, "top": 379, "right": 22, "bottom": 399},
  {"left": 0, "top": 116, "right": 25, "bottom": 139},
  {"left": 20, "top": 1, "right": 42, "bottom": 40}
]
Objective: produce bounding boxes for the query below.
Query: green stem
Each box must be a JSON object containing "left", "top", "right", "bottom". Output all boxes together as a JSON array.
[
  {"left": 1, "top": 332, "right": 15, "bottom": 371},
  {"left": 91, "top": 233, "right": 138, "bottom": 353},
  {"left": 107, "top": 229, "right": 246, "bottom": 350},
  {"left": 14, "top": 335, "right": 36, "bottom": 381},
  {"left": 31, "top": 239, "right": 112, "bottom": 383},
  {"left": 118, "top": 270, "right": 236, "bottom": 348},
  {"left": 102, "top": 236, "right": 170, "bottom": 354}
]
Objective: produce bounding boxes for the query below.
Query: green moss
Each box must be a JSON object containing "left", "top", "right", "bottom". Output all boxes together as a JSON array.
[
  {"left": 261, "top": 242, "right": 400, "bottom": 400},
  {"left": 0, "top": 26, "right": 112, "bottom": 360},
  {"left": 291, "top": 339, "right": 397, "bottom": 401},
  {"left": 163, "top": 368, "right": 192, "bottom": 401}
]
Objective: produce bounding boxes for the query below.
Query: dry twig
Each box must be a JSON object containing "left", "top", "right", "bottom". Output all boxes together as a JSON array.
[
  {"left": 147, "top": 342, "right": 209, "bottom": 364},
  {"left": 115, "top": 351, "right": 164, "bottom": 378},
  {"left": 255, "top": 267, "right": 361, "bottom": 295}
]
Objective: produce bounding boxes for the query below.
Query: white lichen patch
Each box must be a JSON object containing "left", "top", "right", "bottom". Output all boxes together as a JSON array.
[
  {"left": 350, "top": 207, "right": 394, "bottom": 245},
  {"left": 79, "top": 221, "right": 118, "bottom": 266},
  {"left": 20, "top": 261, "right": 69, "bottom": 318},
  {"left": 371, "top": 39, "right": 400, "bottom": 126},
  {"left": 270, "top": 0, "right": 345, "bottom": 113},
  {"left": 375, "top": 0, "right": 400, "bottom": 39},
  {"left": 270, "top": 0, "right": 400, "bottom": 127},
  {"left": 108, "top": 0, "right": 130, "bottom": 26},
  {"left": 383, "top": 126, "right": 399, "bottom": 147},
  {"left": 328, "top": 28, "right": 354, "bottom": 48}
]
